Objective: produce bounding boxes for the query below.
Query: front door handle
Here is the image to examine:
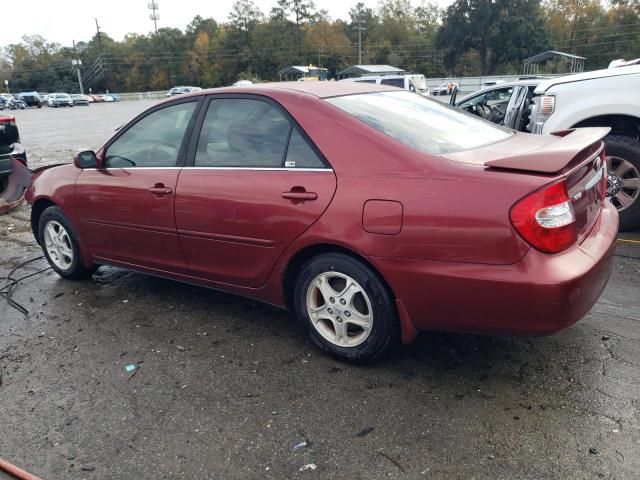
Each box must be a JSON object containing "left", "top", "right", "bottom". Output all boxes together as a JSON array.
[
  {"left": 282, "top": 190, "right": 318, "bottom": 201},
  {"left": 148, "top": 185, "right": 173, "bottom": 195}
]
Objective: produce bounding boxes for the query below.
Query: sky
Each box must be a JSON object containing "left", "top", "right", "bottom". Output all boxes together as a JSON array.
[{"left": 0, "top": 0, "right": 453, "bottom": 48}]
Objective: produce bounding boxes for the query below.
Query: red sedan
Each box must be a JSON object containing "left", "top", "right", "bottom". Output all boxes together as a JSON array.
[{"left": 25, "top": 82, "right": 618, "bottom": 360}]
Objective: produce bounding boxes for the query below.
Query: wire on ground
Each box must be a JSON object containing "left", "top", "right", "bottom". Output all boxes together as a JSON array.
[{"left": 0, "top": 256, "right": 51, "bottom": 316}]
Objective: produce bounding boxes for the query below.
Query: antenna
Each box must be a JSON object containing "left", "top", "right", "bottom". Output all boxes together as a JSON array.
[{"left": 148, "top": 1, "right": 159, "bottom": 33}]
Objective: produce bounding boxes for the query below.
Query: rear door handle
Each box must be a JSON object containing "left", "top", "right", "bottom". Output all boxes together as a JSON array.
[
  {"left": 282, "top": 191, "right": 318, "bottom": 201},
  {"left": 148, "top": 186, "right": 173, "bottom": 195}
]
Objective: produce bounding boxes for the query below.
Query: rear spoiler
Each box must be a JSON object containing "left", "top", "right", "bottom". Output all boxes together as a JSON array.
[{"left": 484, "top": 127, "right": 610, "bottom": 173}]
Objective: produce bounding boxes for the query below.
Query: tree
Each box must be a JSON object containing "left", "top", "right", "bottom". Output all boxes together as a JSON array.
[
  {"left": 229, "top": 0, "right": 264, "bottom": 49},
  {"left": 437, "top": 0, "right": 550, "bottom": 75},
  {"left": 276, "top": 0, "right": 317, "bottom": 53}
]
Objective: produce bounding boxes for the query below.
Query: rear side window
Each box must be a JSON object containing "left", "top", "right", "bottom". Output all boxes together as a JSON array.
[
  {"left": 195, "top": 99, "right": 290, "bottom": 168},
  {"left": 285, "top": 129, "right": 325, "bottom": 168},
  {"left": 327, "top": 91, "right": 512, "bottom": 154},
  {"left": 380, "top": 78, "right": 404, "bottom": 88}
]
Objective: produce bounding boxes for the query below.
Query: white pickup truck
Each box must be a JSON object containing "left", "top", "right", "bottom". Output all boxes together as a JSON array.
[{"left": 452, "top": 65, "right": 640, "bottom": 230}]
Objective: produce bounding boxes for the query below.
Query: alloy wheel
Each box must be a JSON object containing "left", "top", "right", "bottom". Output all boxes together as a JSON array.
[
  {"left": 43, "top": 220, "right": 74, "bottom": 270},
  {"left": 606, "top": 155, "right": 640, "bottom": 212},
  {"left": 306, "top": 272, "right": 373, "bottom": 348}
]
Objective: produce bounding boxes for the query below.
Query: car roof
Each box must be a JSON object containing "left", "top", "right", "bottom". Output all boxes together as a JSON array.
[{"left": 174, "top": 81, "right": 394, "bottom": 100}]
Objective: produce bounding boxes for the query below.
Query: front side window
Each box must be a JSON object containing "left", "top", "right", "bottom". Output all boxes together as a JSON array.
[
  {"left": 105, "top": 101, "right": 196, "bottom": 168},
  {"left": 327, "top": 91, "right": 512, "bottom": 155},
  {"left": 195, "top": 98, "right": 291, "bottom": 168}
]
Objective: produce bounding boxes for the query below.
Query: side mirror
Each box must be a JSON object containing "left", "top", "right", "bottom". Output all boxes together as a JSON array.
[{"left": 74, "top": 150, "right": 99, "bottom": 169}]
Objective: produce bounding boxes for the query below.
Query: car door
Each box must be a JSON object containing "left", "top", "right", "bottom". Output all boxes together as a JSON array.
[
  {"left": 456, "top": 86, "right": 514, "bottom": 125},
  {"left": 75, "top": 98, "right": 200, "bottom": 273},
  {"left": 504, "top": 85, "right": 538, "bottom": 132},
  {"left": 175, "top": 96, "right": 337, "bottom": 288}
]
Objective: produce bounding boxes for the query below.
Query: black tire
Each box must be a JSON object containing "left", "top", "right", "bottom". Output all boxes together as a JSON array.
[
  {"left": 605, "top": 135, "right": 640, "bottom": 231},
  {"left": 293, "top": 253, "right": 399, "bottom": 361},
  {"left": 38, "top": 206, "right": 95, "bottom": 280},
  {"left": 0, "top": 177, "right": 7, "bottom": 195}
]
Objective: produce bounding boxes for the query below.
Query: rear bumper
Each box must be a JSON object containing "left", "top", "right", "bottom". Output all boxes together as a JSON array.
[{"left": 375, "top": 203, "right": 619, "bottom": 337}]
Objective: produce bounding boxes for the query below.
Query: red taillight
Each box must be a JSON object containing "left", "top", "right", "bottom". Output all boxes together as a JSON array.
[{"left": 510, "top": 180, "right": 577, "bottom": 253}]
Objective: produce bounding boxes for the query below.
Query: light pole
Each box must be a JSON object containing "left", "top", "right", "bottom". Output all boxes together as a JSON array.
[
  {"left": 72, "top": 40, "right": 84, "bottom": 94},
  {"left": 3, "top": 80, "right": 8, "bottom": 94}
]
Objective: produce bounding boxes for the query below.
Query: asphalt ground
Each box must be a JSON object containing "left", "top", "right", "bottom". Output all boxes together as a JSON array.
[{"left": 0, "top": 101, "right": 639, "bottom": 479}]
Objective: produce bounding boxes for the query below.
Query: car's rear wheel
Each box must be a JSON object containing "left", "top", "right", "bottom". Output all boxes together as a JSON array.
[
  {"left": 38, "top": 206, "right": 94, "bottom": 279},
  {"left": 293, "top": 253, "right": 399, "bottom": 361},
  {"left": 605, "top": 135, "right": 640, "bottom": 231}
]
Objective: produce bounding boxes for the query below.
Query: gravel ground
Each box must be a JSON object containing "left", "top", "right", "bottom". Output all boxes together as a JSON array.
[{"left": 0, "top": 102, "right": 639, "bottom": 480}]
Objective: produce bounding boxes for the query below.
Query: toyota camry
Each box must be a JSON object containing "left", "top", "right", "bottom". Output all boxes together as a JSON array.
[{"left": 25, "top": 82, "right": 618, "bottom": 360}]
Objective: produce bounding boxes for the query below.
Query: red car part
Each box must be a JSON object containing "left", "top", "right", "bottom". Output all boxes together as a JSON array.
[{"left": 0, "top": 158, "right": 31, "bottom": 215}]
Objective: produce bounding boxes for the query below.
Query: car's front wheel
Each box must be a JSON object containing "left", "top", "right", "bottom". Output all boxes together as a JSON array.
[
  {"left": 605, "top": 135, "right": 640, "bottom": 230},
  {"left": 38, "top": 206, "right": 94, "bottom": 279},
  {"left": 293, "top": 253, "right": 399, "bottom": 361}
]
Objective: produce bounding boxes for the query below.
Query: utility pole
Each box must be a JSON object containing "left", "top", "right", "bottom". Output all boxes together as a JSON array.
[
  {"left": 354, "top": 4, "right": 366, "bottom": 65},
  {"left": 72, "top": 40, "right": 84, "bottom": 94},
  {"left": 95, "top": 18, "right": 110, "bottom": 93},
  {"left": 148, "top": 1, "right": 159, "bottom": 34}
]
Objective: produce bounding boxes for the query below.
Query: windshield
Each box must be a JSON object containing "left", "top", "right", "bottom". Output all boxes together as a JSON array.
[{"left": 326, "top": 91, "right": 512, "bottom": 155}]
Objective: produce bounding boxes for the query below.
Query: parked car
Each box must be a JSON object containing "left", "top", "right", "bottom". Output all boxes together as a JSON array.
[
  {"left": 4, "top": 97, "right": 26, "bottom": 110},
  {"left": 481, "top": 80, "right": 505, "bottom": 89},
  {"left": 18, "top": 91, "right": 42, "bottom": 108},
  {"left": 47, "top": 93, "right": 74, "bottom": 108},
  {"left": 340, "top": 74, "right": 429, "bottom": 95},
  {"left": 609, "top": 58, "right": 640, "bottom": 68},
  {"left": 166, "top": 86, "right": 202, "bottom": 96},
  {"left": 103, "top": 94, "right": 119, "bottom": 102},
  {"left": 71, "top": 94, "right": 90, "bottom": 106},
  {"left": 453, "top": 66, "right": 640, "bottom": 230},
  {"left": 431, "top": 82, "right": 458, "bottom": 95},
  {"left": 26, "top": 82, "right": 617, "bottom": 360},
  {"left": 452, "top": 80, "right": 541, "bottom": 132},
  {"left": 0, "top": 96, "right": 23, "bottom": 110}
]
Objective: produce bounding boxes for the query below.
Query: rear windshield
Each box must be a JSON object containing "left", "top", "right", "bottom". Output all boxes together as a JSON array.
[{"left": 326, "top": 91, "right": 512, "bottom": 154}]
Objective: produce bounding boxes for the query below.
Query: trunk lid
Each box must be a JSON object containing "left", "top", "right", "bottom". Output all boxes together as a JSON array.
[
  {"left": 482, "top": 127, "right": 609, "bottom": 173},
  {"left": 445, "top": 127, "right": 609, "bottom": 245}
]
